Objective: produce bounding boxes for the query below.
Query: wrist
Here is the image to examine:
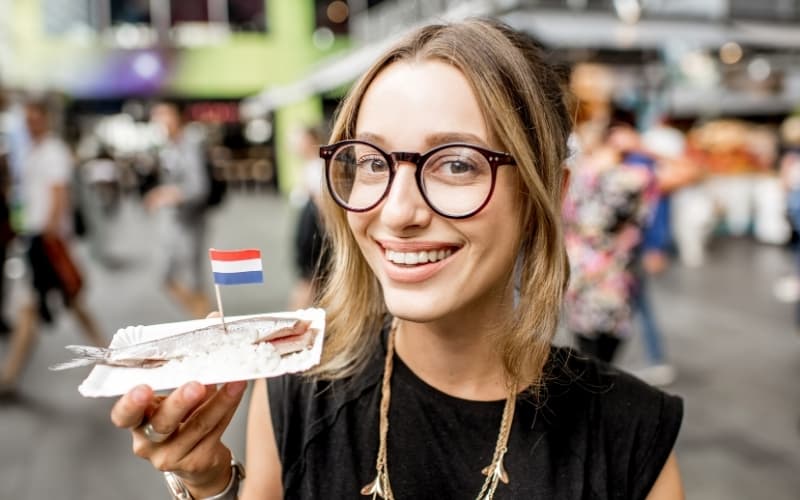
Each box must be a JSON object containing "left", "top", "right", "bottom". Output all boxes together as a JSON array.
[
  {"left": 165, "top": 453, "right": 244, "bottom": 500},
  {"left": 185, "top": 465, "right": 233, "bottom": 499}
]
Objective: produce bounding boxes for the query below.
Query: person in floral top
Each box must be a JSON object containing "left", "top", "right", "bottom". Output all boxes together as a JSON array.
[{"left": 563, "top": 120, "right": 659, "bottom": 363}]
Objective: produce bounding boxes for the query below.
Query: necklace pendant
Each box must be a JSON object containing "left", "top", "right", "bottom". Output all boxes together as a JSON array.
[
  {"left": 361, "top": 473, "right": 387, "bottom": 499},
  {"left": 481, "top": 455, "right": 509, "bottom": 485}
]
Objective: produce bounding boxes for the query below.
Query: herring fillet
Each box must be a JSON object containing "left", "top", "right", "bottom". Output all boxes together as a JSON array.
[{"left": 49, "top": 316, "right": 314, "bottom": 371}]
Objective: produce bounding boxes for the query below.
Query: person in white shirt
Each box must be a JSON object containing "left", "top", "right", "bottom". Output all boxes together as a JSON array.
[{"left": 0, "top": 98, "right": 104, "bottom": 394}]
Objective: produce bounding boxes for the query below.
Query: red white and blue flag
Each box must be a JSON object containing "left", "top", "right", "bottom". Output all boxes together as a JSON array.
[{"left": 209, "top": 248, "right": 264, "bottom": 286}]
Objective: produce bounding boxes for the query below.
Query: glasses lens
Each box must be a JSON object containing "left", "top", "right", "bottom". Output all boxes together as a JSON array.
[
  {"left": 421, "top": 146, "right": 494, "bottom": 217},
  {"left": 328, "top": 143, "right": 390, "bottom": 210}
]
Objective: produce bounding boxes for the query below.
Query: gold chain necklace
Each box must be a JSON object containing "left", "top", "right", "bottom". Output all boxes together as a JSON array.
[{"left": 361, "top": 319, "right": 517, "bottom": 500}]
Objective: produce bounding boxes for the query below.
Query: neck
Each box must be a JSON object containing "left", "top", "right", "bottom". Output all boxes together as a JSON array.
[{"left": 393, "top": 311, "right": 511, "bottom": 402}]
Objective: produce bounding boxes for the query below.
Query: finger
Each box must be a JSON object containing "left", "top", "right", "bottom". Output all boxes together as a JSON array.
[
  {"left": 185, "top": 392, "right": 240, "bottom": 454},
  {"left": 179, "top": 385, "right": 218, "bottom": 424},
  {"left": 143, "top": 382, "right": 208, "bottom": 437},
  {"left": 206, "top": 311, "right": 221, "bottom": 319},
  {"left": 145, "top": 382, "right": 246, "bottom": 473},
  {"left": 111, "top": 385, "right": 154, "bottom": 429},
  {"left": 173, "top": 382, "right": 247, "bottom": 449},
  {"left": 163, "top": 402, "right": 240, "bottom": 478}
]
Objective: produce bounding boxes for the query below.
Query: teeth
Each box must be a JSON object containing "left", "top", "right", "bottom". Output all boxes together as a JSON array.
[{"left": 386, "top": 248, "right": 453, "bottom": 265}]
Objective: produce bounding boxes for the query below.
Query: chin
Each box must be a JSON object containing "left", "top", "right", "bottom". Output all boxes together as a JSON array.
[{"left": 381, "top": 286, "right": 452, "bottom": 324}]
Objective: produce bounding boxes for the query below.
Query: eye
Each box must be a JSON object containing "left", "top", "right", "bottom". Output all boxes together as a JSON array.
[
  {"left": 441, "top": 159, "right": 475, "bottom": 175},
  {"left": 427, "top": 154, "right": 482, "bottom": 177},
  {"left": 357, "top": 155, "right": 389, "bottom": 173}
]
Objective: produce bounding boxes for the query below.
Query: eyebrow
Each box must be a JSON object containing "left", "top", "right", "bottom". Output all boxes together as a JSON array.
[{"left": 354, "top": 131, "right": 491, "bottom": 150}]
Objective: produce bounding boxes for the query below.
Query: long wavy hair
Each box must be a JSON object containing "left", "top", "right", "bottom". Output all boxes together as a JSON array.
[{"left": 311, "top": 18, "right": 572, "bottom": 389}]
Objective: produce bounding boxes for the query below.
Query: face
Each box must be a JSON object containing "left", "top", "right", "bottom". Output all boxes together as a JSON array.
[
  {"left": 348, "top": 60, "right": 523, "bottom": 324},
  {"left": 25, "top": 105, "right": 48, "bottom": 138},
  {"left": 150, "top": 104, "right": 181, "bottom": 139}
]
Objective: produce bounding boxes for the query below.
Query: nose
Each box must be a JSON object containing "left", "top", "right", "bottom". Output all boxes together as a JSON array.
[{"left": 379, "top": 163, "right": 432, "bottom": 231}]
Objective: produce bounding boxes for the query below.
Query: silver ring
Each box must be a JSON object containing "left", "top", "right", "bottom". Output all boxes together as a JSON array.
[{"left": 140, "top": 422, "right": 173, "bottom": 443}]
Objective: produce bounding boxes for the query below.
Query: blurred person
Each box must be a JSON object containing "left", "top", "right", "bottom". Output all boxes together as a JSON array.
[
  {"left": 0, "top": 87, "right": 15, "bottom": 337},
  {"left": 109, "top": 20, "right": 682, "bottom": 500},
  {"left": 640, "top": 118, "right": 701, "bottom": 273},
  {"left": 777, "top": 115, "right": 800, "bottom": 318},
  {"left": 645, "top": 120, "right": 714, "bottom": 268},
  {"left": 0, "top": 98, "right": 104, "bottom": 393},
  {"left": 621, "top": 148, "right": 676, "bottom": 387},
  {"left": 633, "top": 118, "right": 705, "bottom": 386},
  {"left": 0, "top": 142, "right": 14, "bottom": 337},
  {"left": 288, "top": 124, "right": 328, "bottom": 309},
  {"left": 563, "top": 117, "right": 659, "bottom": 364},
  {"left": 147, "top": 101, "right": 211, "bottom": 319},
  {"left": 749, "top": 125, "right": 791, "bottom": 245}
]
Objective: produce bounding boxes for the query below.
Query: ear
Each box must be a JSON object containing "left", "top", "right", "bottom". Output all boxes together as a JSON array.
[{"left": 559, "top": 166, "right": 571, "bottom": 203}]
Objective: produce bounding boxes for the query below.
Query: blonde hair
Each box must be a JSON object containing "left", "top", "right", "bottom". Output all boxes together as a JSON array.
[{"left": 312, "top": 18, "right": 572, "bottom": 389}]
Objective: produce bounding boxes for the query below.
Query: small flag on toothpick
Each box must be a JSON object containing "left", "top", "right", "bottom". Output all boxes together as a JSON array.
[{"left": 209, "top": 248, "right": 264, "bottom": 332}]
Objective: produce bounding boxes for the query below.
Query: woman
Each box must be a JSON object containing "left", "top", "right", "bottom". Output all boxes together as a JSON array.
[
  {"left": 110, "top": 19, "right": 683, "bottom": 499},
  {"left": 563, "top": 119, "right": 660, "bottom": 363}
]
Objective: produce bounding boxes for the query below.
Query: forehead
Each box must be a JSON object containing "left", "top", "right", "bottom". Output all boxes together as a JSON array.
[{"left": 355, "top": 60, "right": 490, "bottom": 150}]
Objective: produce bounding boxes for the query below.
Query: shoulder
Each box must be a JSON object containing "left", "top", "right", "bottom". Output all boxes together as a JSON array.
[
  {"left": 539, "top": 346, "right": 683, "bottom": 499},
  {"left": 179, "top": 128, "right": 207, "bottom": 153},
  {"left": 542, "top": 345, "right": 682, "bottom": 435},
  {"left": 41, "top": 136, "right": 71, "bottom": 157}
]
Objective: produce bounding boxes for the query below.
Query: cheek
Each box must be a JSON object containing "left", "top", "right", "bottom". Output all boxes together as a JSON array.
[
  {"left": 488, "top": 180, "right": 526, "bottom": 259},
  {"left": 346, "top": 212, "right": 372, "bottom": 253}
]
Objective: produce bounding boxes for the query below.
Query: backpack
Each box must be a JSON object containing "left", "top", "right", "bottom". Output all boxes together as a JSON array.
[{"left": 204, "top": 152, "right": 227, "bottom": 209}]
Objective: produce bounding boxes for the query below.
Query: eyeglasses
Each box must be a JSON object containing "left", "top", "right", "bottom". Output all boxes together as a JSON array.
[{"left": 319, "top": 140, "right": 516, "bottom": 219}]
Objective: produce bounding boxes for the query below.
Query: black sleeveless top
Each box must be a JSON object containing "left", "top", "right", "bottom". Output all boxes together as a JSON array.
[{"left": 268, "top": 331, "right": 682, "bottom": 499}]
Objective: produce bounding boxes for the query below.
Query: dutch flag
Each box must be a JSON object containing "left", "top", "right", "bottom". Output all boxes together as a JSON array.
[{"left": 209, "top": 248, "right": 264, "bottom": 286}]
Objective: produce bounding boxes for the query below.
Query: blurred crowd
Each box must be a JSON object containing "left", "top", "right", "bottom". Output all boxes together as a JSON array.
[{"left": 0, "top": 92, "right": 279, "bottom": 393}]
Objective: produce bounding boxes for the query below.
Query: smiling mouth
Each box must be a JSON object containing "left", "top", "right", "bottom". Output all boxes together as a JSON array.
[{"left": 384, "top": 248, "right": 456, "bottom": 266}]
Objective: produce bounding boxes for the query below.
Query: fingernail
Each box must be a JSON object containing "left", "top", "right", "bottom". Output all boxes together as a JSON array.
[
  {"left": 183, "top": 382, "right": 203, "bottom": 401},
  {"left": 226, "top": 381, "right": 246, "bottom": 397},
  {"left": 131, "top": 385, "right": 149, "bottom": 404}
]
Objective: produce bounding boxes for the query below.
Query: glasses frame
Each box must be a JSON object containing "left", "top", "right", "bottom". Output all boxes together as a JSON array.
[{"left": 319, "top": 139, "right": 517, "bottom": 219}]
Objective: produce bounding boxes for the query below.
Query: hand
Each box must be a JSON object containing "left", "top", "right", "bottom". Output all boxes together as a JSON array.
[
  {"left": 144, "top": 185, "right": 183, "bottom": 212},
  {"left": 110, "top": 381, "right": 247, "bottom": 497}
]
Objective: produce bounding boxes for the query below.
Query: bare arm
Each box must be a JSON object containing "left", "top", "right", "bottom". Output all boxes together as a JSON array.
[
  {"left": 44, "top": 184, "right": 68, "bottom": 236},
  {"left": 240, "top": 378, "right": 283, "bottom": 499},
  {"left": 655, "top": 157, "right": 702, "bottom": 193},
  {"left": 646, "top": 452, "right": 684, "bottom": 500}
]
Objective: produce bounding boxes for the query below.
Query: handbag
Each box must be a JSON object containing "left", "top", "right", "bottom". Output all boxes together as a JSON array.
[{"left": 40, "top": 234, "right": 83, "bottom": 301}]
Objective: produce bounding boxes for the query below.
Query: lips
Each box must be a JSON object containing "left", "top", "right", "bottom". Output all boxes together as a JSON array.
[{"left": 377, "top": 240, "right": 460, "bottom": 283}]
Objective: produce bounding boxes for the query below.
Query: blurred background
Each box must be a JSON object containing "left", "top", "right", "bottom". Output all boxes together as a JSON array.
[{"left": 0, "top": 1, "right": 798, "bottom": 499}]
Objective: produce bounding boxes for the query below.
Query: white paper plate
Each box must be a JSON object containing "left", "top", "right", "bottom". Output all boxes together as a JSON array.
[{"left": 77, "top": 308, "right": 325, "bottom": 398}]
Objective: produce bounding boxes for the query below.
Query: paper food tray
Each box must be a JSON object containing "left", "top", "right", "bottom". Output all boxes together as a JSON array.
[{"left": 77, "top": 308, "right": 325, "bottom": 398}]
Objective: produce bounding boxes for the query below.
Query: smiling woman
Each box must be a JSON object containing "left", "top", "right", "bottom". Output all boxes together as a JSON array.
[{"left": 109, "top": 18, "right": 684, "bottom": 500}]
